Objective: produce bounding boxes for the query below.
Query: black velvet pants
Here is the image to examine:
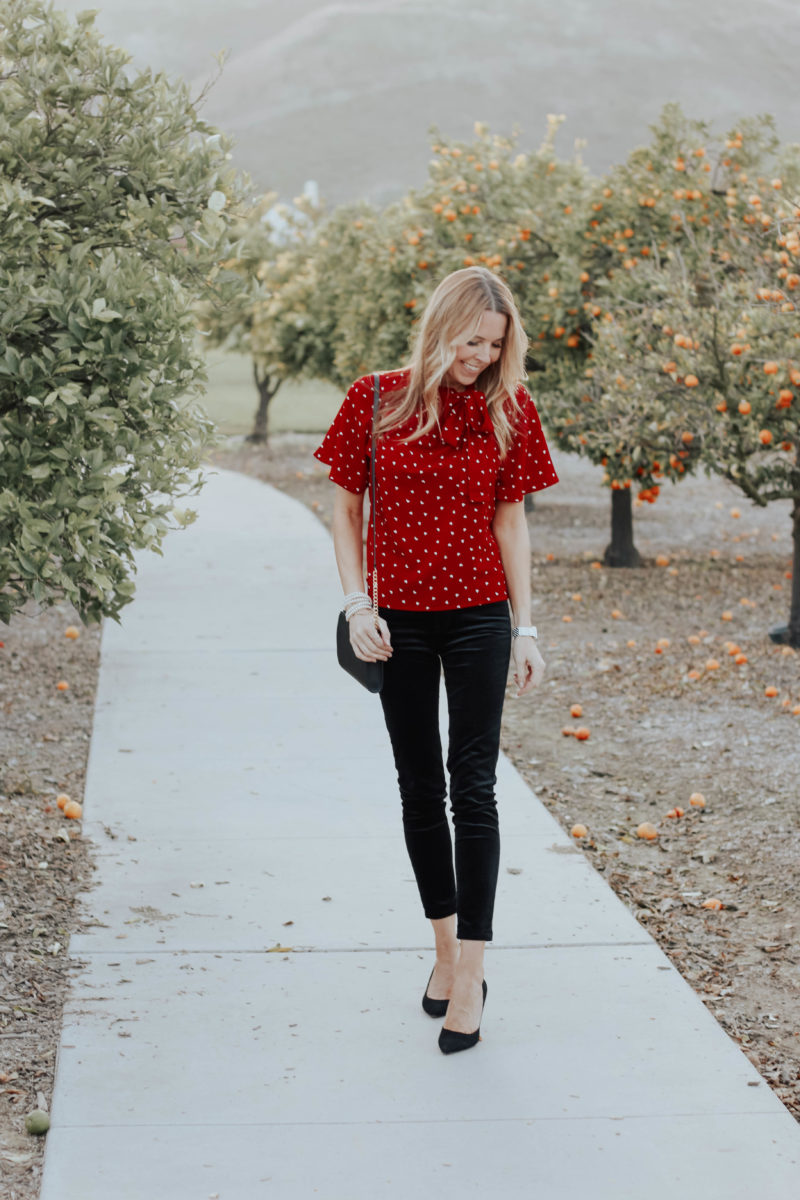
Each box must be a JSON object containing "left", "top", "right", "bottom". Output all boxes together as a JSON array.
[{"left": 377, "top": 601, "right": 511, "bottom": 941}]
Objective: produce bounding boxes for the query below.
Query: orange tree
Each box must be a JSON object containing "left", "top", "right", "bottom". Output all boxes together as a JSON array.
[
  {"left": 323, "top": 118, "right": 592, "bottom": 388},
  {"left": 0, "top": 0, "right": 242, "bottom": 624},
  {"left": 196, "top": 192, "right": 331, "bottom": 442},
  {"left": 572, "top": 138, "right": 800, "bottom": 640},
  {"left": 542, "top": 105, "right": 797, "bottom": 566}
]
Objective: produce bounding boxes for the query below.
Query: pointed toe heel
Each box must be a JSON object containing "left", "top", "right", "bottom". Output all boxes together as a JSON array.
[
  {"left": 438, "top": 980, "right": 487, "bottom": 1055},
  {"left": 421, "top": 967, "right": 449, "bottom": 1019}
]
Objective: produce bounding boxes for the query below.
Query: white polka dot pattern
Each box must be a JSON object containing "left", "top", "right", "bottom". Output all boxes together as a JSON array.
[{"left": 313, "top": 367, "right": 559, "bottom": 610}]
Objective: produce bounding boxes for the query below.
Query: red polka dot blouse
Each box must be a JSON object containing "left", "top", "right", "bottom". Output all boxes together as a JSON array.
[{"left": 314, "top": 367, "right": 559, "bottom": 611}]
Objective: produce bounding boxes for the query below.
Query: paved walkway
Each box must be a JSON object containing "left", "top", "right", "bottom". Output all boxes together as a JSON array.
[{"left": 41, "top": 467, "right": 800, "bottom": 1199}]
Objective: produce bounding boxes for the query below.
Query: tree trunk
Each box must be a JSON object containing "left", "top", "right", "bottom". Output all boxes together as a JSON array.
[
  {"left": 768, "top": 496, "right": 800, "bottom": 648},
  {"left": 246, "top": 364, "right": 280, "bottom": 444},
  {"left": 603, "top": 488, "right": 642, "bottom": 567}
]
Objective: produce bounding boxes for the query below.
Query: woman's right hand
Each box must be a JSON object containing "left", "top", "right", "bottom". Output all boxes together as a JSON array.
[{"left": 349, "top": 610, "right": 393, "bottom": 662}]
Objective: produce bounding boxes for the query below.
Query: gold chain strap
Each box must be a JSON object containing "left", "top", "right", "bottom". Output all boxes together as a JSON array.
[{"left": 372, "top": 567, "right": 379, "bottom": 628}]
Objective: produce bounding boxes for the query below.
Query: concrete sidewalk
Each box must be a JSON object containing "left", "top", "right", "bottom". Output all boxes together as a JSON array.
[{"left": 40, "top": 467, "right": 800, "bottom": 1199}]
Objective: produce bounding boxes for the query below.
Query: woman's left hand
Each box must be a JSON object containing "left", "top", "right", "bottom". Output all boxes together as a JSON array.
[{"left": 511, "top": 636, "right": 545, "bottom": 697}]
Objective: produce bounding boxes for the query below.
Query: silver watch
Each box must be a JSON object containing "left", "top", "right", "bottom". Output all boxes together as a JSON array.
[{"left": 511, "top": 626, "right": 538, "bottom": 639}]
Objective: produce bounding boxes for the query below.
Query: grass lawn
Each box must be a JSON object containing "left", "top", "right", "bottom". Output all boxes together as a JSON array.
[{"left": 198, "top": 348, "right": 343, "bottom": 436}]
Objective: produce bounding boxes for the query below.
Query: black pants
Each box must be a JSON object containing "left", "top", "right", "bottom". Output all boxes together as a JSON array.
[{"left": 378, "top": 601, "right": 511, "bottom": 942}]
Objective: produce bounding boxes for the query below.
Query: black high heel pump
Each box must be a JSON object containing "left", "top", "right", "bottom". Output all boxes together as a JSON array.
[
  {"left": 438, "top": 980, "right": 487, "bottom": 1054},
  {"left": 421, "top": 966, "right": 449, "bottom": 1018}
]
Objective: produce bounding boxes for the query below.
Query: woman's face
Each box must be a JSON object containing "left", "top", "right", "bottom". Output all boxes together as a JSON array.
[{"left": 445, "top": 310, "right": 508, "bottom": 390}]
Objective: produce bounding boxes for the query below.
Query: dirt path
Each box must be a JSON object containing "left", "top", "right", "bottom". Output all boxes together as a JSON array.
[{"left": 207, "top": 433, "right": 800, "bottom": 1121}]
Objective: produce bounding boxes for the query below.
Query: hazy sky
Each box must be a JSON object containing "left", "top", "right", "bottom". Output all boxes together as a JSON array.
[{"left": 55, "top": 0, "right": 800, "bottom": 206}]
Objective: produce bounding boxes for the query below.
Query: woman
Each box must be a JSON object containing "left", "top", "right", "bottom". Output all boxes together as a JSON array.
[{"left": 314, "top": 266, "right": 559, "bottom": 1054}]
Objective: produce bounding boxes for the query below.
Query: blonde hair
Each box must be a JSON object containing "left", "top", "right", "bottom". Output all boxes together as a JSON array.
[{"left": 375, "top": 266, "right": 529, "bottom": 457}]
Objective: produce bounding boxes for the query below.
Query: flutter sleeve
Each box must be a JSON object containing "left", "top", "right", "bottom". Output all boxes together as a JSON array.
[
  {"left": 313, "top": 375, "right": 374, "bottom": 494},
  {"left": 495, "top": 386, "right": 560, "bottom": 502}
]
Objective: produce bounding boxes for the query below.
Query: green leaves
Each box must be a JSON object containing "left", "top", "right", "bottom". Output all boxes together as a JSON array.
[{"left": 0, "top": 0, "right": 244, "bottom": 624}]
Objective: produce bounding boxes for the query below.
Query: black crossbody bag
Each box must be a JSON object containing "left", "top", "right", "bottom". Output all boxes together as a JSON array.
[{"left": 335, "top": 373, "right": 384, "bottom": 693}]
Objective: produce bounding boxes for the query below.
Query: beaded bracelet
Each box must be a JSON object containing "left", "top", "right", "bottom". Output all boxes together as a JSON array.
[
  {"left": 343, "top": 590, "right": 369, "bottom": 606},
  {"left": 345, "top": 599, "right": 372, "bottom": 621}
]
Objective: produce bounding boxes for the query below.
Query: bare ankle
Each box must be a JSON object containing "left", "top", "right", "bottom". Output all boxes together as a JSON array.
[
  {"left": 455, "top": 940, "right": 485, "bottom": 983},
  {"left": 436, "top": 948, "right": 458, "bottom": 968},
  {"left": 430, "top": 915, "right": 458, "bottom": 964}
]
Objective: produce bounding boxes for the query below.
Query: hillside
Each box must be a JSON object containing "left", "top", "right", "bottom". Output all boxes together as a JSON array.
[{"left": 56, "top": 0, "right": 800, "bottom": 206}]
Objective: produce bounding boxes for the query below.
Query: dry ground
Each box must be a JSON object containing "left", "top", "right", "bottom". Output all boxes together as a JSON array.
[
  {"left": 1, "top": 433, "right": 798, "bottom": 1200},
  {"left": 0, "top": 602, "right": 100, "bottom": 1198}
]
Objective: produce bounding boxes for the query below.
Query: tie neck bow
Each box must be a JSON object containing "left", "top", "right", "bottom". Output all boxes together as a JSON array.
[
  {"left": 439, "top": 388, "right": 494, "bottom": 448},
  {"left": 439, "top": 388, "right": 496, "bottom": 503}
]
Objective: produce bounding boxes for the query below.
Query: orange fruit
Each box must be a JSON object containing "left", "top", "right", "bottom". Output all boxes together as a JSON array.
[
  {"left": 64, "top": 626, "right": 80, "bottom": 640},
  {"left": 687, "top": 669, "right": 701, "bottom": 681},
  {"left": 759, "top": 430, "right": 773, "bottom": 445},
  {"left": 574, "top": 727, "right": 591, "bottom": 741},
  {"left": 611, "top": 609, "right": 623, "bottom": 619},
  {"left": 734, "top": 652, "right": 748, "bottom": 665},
  {"left": 684, "top": 375, "right": 699, "bottom": 387},
  {"left": 689, "top": 793, "right": 706, "bottom": 807},
  {"left": 655, "top": 554, "right": 670, "bottom": 567},
  {"left": 705, "top": 658, "right": 720, "bottom": 670},
  {"left": 636, "top": 822, "right": 658, "bottom": 840},
  {"left": 570, "top": 824, "right": 588, "bottom": 839},
  {"left": 561, "top": 726, "right": 576, "bottom": 737},
  {"left": 56, "top": 680, "right": 69, "bottom": 691},
  {"left": 702, "top": 898, "right": 724, "bottom": 910},
  {"left": 721, "top": 611, "right": 733, "bottom": 621},
  {"left": 63, "top": 800, "right": 82, "bottom": 820},
  {"left": 56, "top": 793, "right": 70, "bottom": 810},
  {"left": 688, "top": 634, "right": 701, "bottom": 645},
  {"left": 763, "top": 361, "right": 779, "bottom": 375},
  {"left": 738, "top": 400, "right": 752, "bottom": 415},
  {"left": 730, "top": 508, "right": 740, "bottom": 518},
  {"left": 764, "top": 685, "right": 778, "bottom": 697},
  {"left": 570, "top": 704, "right": 583, "bottom": 718}
]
